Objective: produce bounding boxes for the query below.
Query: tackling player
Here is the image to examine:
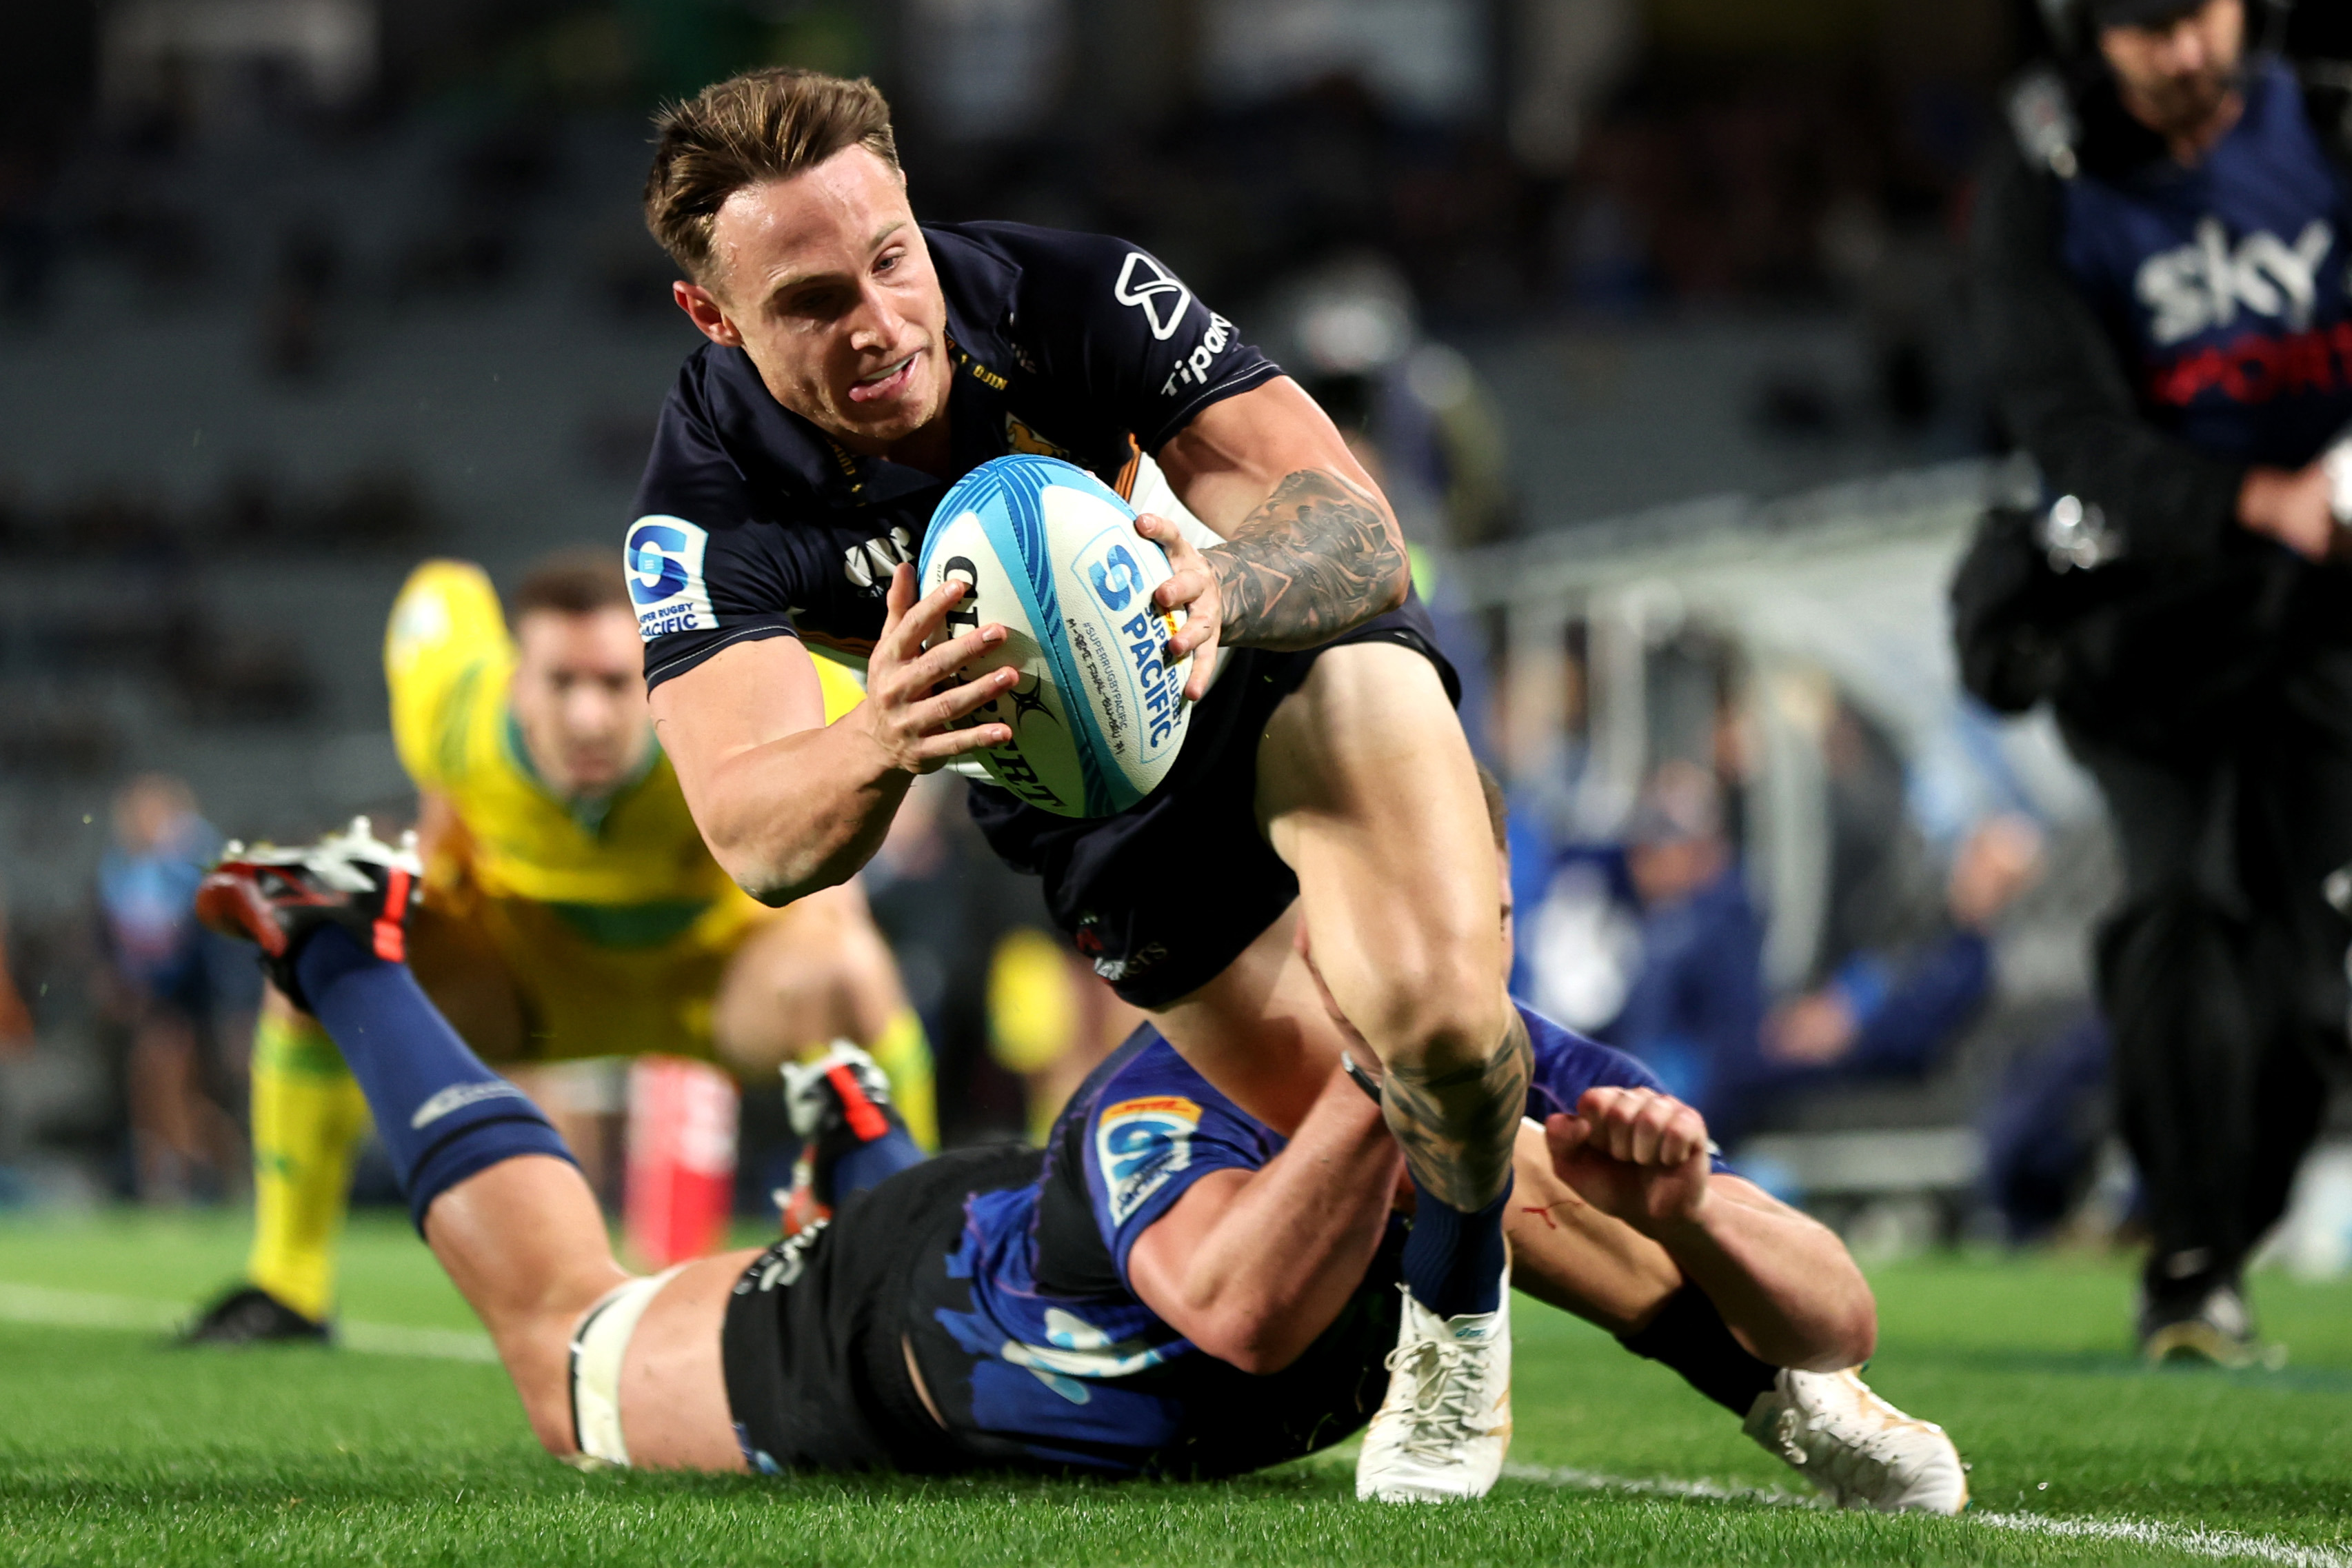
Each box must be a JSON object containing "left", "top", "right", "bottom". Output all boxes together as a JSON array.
[
  {"left": 188, "top": 807, "right": 1962, "bottom": 1509},
  {"left": 627, "top": 68, "right": 1529, "bottom": 1500},
  {"left": 183, "top": 553, "right": 936, "bottom": 1345}
]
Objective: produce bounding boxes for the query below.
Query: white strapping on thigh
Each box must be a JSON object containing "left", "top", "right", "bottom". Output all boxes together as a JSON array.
[{"left": 567, "top": 1264, "right": 687, "bottom": 1467}]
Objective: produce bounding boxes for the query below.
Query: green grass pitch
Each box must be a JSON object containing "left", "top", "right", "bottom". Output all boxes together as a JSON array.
[{"left": 3, "top": 1212, "right": 2351, "bottom": 1565}]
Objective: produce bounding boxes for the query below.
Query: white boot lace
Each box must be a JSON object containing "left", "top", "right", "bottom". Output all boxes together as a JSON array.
[{"left": 1383, "top": 1335, "right": 1493, "bottom": 1462}]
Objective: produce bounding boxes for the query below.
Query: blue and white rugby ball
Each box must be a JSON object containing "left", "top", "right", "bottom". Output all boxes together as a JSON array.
[{"left": 918, "top": 455, "right": 1192, "bottom": 818}]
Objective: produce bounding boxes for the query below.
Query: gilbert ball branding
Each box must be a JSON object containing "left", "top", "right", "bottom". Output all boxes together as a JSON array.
[{"left": 918, "top": 455, "right": 1192, "bottom": 818}]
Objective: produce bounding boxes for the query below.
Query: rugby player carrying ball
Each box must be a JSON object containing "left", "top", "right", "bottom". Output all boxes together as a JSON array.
[{"left": 624, "top": 69, "right": 1527, "bottom": 1499}]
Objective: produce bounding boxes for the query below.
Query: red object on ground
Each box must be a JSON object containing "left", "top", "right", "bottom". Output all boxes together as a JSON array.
[{"left": 625, "top": 1056, "right": 739, "bottom": 1268}]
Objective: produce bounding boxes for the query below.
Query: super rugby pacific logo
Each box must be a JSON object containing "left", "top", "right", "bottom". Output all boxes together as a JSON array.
[
  {"left": 625, "top": 516, "right": 716, "bottom": 640},
  {"left": 1096, "top": 1094, "right": 1201, "bottom": 1225},
  {"left": 1114, "top": 251, "right": 1192, "bottom": 342},
  {"left": 1087, "top": 544, "right": 1142, "bottom": 611},
  {"left": 1076, "top": 536, "right": 1180, "bottom": 755}
]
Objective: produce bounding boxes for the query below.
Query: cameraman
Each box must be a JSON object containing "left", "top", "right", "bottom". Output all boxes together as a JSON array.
[{"left": 1972, "top": 0, "right": 2352, "bottom": 1363}]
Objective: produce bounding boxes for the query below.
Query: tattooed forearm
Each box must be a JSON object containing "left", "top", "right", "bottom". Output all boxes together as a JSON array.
[
  {"left": 1205, "top": 468, "right": 1407, "bottom": 650},
  {"left": 1379, "top": 1009, "right": 1532, "bottom": 1211}
]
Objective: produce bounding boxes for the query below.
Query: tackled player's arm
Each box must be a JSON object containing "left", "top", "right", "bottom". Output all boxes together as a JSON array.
[
  {"left": 1125, "top": 1065, "right": 1403, "bottom": 1375},
  {"left": 1547, "top": 1088, "right": 1876, "bottom": 1371},
  {"left": 1143, "top": 377, "right": 1411, "bottom": 699},
  {"left": 649, "top": 570, "right": 1018, "bottom": 905}
]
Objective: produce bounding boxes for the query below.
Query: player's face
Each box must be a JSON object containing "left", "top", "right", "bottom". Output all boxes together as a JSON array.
[
  {"left": 2100, "top": 0, "right": 2243, "bottom": 139},
  {"left": 509, "top": 607, "right": 652, "bottom": 798},
  {"left": 674, "top": 147, "right": 949, "bottom": 459}
]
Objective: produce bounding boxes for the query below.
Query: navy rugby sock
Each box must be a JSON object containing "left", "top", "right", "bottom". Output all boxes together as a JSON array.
[
  {"left": 292, "top": 925, "right": 574, "bottom": 1234},
  {"left": 827, "top": 1132, "right": 924, "bottom": 1202},
  {"left": 1400, "top": 1176, "right": 1512, "bottom": 1319},
  {"left": 1618, "top": 1284, "right": 1782, "bottom": 1415},
  {"left": 812, "top": 1065, "right": 924, "bottom": 1203}
]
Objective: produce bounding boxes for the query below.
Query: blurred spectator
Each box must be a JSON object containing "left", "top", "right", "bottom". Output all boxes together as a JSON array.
[
  {"left": 95, "top": 774, "right": 253, "bottom": 1203},
  {"left": 1603, "top": 760, "right": 1762, "bottom": 1107},
  {"left": 1980, "top": 1013, "right": 2115, "bottom": 1243},
  {"left": 1602, "top": 760, "right": 2039, "bottom": 1147},
  {"left": 1733, "top": 816, "right": 2044, "bottom": 1141},
  {"left": 1267, "top": 254, "right": 1514, "bottom": 550}
]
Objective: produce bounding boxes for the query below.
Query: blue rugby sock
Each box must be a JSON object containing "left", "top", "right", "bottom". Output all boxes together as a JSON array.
[
  {"left": 293, "top": 925, "right": 574, "bottom": 1233},
  {"left": 1400, "top": 1175, "right": 1512, "bottom": 1319},
  {"left": 827, "top": 1131, "right": 925, "bottom": 1202}
]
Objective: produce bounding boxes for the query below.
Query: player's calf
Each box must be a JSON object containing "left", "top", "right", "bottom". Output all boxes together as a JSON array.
[
  {"left": 199, "top": 821, "right": 621, "bottom": 1450},
  {"left": 200, "top": 821, "right": 577, "bottom": 1235}
]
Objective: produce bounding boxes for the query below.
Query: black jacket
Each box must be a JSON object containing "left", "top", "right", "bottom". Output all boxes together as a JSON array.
[{"left": 1967, "top": 59, "right": 2352, "bottom": 743}]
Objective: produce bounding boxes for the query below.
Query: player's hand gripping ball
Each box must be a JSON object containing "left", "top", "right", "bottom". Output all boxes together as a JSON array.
[{"left": 917, "top": 455, "right": 1193, "bottom": 817}]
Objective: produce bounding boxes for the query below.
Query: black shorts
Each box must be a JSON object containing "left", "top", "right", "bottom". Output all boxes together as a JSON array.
[
  {"left": 967, "top": 599, "right": 1460, "bottom": 1009},
  {"left": 720, "top": 1146, "right": 1043, "bottom": 1475}
]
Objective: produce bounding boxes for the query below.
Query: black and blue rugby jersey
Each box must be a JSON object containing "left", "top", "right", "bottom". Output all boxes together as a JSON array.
[
  {"left": 895, "top": 1002, "right": 1688, "bottom": 1477},
  {"left": 626, "top": 222, "right": 1280, "bottom": 687}
]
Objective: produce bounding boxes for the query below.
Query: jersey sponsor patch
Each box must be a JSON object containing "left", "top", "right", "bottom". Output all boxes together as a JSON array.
[
  {"left": 1096, "top": 1094, "right": 1201, "bottom": 1225},
  {"left": 1113, "top": 250, "right": 1192, "bottom": 341},
  {"left": 2137, "top": 217, "right": 2332, "bottom": 347},
  {"left": 626, "top": 516, "right": 717, "bottom": 640}
]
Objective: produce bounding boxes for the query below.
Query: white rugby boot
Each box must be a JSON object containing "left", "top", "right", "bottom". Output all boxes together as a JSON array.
[
  {"left": 1742, "top": 1367, "right": 1967, "bottom": 1514},
  {"left": 1355, "top": 1270, "right": 1512, "bottom": 1502}
]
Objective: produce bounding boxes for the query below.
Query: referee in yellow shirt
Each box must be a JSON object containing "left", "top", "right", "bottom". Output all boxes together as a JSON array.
[{"left": 184, "top": 552, "right": 936, "bottom": 1343}]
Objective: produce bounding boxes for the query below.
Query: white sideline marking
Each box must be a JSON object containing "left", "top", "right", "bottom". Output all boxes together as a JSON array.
[
  {"left": 1505, "top": 1464, "right": 2352, "bottom": 1567},
  {"left": 0, "top": 1282, "right": 500, "bottom": 1363}
]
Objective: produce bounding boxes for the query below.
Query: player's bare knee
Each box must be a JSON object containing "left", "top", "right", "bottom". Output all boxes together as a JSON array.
[{"left": 1354, "top": 958, "right": 1510, "bottom": 1080}]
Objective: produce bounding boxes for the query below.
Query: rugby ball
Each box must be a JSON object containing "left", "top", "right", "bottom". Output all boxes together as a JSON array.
[{"left": 917, "top": 455, "right": 1192, "bottom": 818}]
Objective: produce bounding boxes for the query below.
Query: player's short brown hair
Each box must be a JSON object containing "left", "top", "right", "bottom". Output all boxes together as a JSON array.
[
  {"left": 643, "top": 68, "right": 901, "bottom": 285},
  {"left": 511, "top": 550, "right": 631, "bottom": 621}
]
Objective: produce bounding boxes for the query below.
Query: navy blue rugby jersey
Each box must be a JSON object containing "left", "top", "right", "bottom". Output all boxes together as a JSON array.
[
  {"left": 625, "top": 221, "right": 1280, "bottom": 686},
  {"left": 898, "top": 1001, "right": 1692, "bottom": 1477},
  {"left": 2060, "top": 56, "right": 2352, "bottom": 466}
]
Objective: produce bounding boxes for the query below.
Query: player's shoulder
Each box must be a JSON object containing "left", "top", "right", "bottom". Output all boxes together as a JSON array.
[
  {"left": 386, "top": 559, "right": 506, "bottom": 673},
  {"left": 638, "top": 341, "right": 834, "bottom": 521},
  {"left": 929, "top": 219, "right": 1142, "bottom": 281},
  {"left": 930, "top": 221, "right": 1183, "bottom": 330},
  {"left": 1086, "top": 1028, "right": 1232, "bottom": 1122}
]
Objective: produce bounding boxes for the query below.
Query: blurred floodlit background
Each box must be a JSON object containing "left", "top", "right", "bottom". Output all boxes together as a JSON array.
[{"left": 3, "top": 0, "right": 2347, "bottom": 1269}]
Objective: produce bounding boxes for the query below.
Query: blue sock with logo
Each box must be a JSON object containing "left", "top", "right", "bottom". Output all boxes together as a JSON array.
[
  {"left": 1400, "top": 1175, "right": 1512, "bottom": 1320},
  {"left": 292, "top": 924, "right": 574, "bottom": 1234}
]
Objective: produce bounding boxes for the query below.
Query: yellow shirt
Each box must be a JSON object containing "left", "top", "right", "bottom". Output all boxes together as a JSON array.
[{"left": 384, "top": 560, "right": 862, "bottom": 944}]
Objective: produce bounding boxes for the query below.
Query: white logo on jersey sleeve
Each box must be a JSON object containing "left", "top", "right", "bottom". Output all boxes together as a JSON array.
[
  {"left": 2135, "top": 217, "right": 2333, "bottom": 345},
  {"left": 625, "top": 516, "right": 717, "bottom": 641},
  {"left": 1114, "top": 250, "right": 1194, "bottom": 341},
  {"left": 1095, "top": 1094, "right": 1201, "bottom": 1225}
]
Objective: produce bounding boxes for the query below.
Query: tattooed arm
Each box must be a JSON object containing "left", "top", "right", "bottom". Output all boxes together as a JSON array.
[{"left": 1142, "top": 377, "right": 1411, "bottom": 701}]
